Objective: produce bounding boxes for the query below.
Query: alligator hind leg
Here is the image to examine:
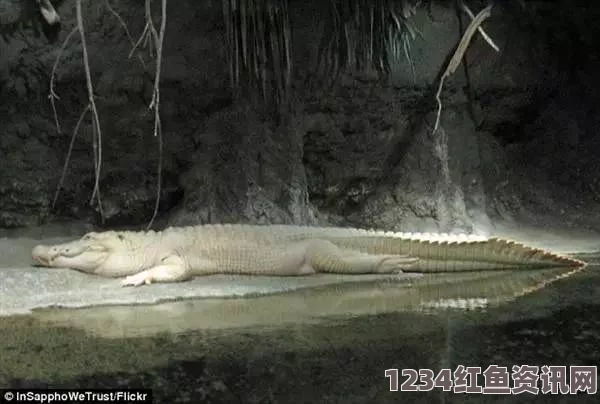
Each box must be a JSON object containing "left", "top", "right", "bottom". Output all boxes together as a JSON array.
[{"left": 306, "top": 240, "right": 419, "bottom": 274}]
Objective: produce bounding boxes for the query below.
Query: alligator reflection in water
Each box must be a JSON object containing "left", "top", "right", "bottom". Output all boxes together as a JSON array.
[{"left": 33, "top": 265, "right": 587, "bottom": 338}]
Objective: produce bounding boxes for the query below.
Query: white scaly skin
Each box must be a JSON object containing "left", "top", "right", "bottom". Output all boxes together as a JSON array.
[{"left": 31, "top": 224, "right": 586, "bottom": 287}]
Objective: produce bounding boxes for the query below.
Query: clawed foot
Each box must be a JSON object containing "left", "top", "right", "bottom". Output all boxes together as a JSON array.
[
  {"left": 376, "top": 255, "right": 419, "bottom": 273},
  {"left": 121, "top": 272, "right": 153, "bottom": 287}
]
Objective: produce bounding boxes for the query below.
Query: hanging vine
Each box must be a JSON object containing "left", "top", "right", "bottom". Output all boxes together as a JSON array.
[{"left": 222, "top": 0, "right": 292, "bottom": 105}]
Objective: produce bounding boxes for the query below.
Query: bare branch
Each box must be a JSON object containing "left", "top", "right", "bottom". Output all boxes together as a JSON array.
[
  {"left": 48, "top": 0, "right": 168, "bottom": 227},
  {"left": 52, "top": 104, "right": 90, "bottom": 210},
  {"left": 130, "top": 22, "right": 150, "bottom": 58},
  {"left": 48, "top": 26, "right": 78, "bottom": 134},
  {"left": 459, "top": 1, "right": 500, "bottom": 52},
  {"left": 144, "top": 0, "right": 168, "bottom": 230},
  {"left": 104, "top": 0, "right": 147, "bottom": 67},
  {"left": 76, "top": 0, "right": 104, "bottom": 220},
  {"left": 433, "top": 5, "right": 493, "bottom": 133}
]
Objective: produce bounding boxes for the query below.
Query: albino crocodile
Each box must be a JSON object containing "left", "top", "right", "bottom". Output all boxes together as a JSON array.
[{"left": 31, "top": 224, "right": 586, "bottom": 287}]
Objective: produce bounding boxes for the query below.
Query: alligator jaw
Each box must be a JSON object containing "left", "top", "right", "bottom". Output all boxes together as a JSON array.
[
  {"left": 31, "top": 242, "right": 109, "bottom": 272},
  {"left": 32, "top": 245, "right": 55, "bottom": 266}
]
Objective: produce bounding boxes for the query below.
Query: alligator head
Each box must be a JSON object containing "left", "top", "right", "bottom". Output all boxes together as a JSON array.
[{"left": 31, "top": 232, "right": 147, "bottom": 276}]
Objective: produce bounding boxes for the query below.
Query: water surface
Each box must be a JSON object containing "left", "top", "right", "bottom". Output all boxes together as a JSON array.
[{"left": 1, "top": 251, "right": 598, "bottom": 403}]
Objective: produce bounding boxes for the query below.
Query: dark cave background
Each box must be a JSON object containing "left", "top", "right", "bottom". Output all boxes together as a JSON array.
[
  {"left": 2, "top": 3, "right": 600, "bottom": 403},
  {"left": 1, "top": 0, "right": 599, "bottom": 233}
]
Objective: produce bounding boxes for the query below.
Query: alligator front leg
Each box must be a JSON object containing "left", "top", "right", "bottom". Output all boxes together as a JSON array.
[{"left": 121, "top": 255, "right": 192, "bottom": 286}]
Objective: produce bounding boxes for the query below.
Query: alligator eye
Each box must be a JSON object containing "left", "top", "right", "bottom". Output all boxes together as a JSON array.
[
  {"left": 117, "top": 233, "right": 124, "bottom": 240},
  {"left": 82, "top": 234, "right": 91, "bottom": 240}
]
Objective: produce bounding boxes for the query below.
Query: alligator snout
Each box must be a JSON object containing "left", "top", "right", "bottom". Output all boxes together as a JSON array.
[
  {"left": 32, "top": 244, "right": 55, "bottom": 266},
  {"left": 32, "top": 242, "right": 92, "bottom": 267}
]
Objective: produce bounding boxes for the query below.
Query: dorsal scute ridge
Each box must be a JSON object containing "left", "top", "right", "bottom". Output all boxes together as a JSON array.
[{"left": 161, "top": 223, "right": 496, "bottom": 243}]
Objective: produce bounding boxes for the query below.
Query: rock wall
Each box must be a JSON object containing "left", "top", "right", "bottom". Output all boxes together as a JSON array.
[{"left": 1, "top": 0, "right": 599, "bottom": 231}]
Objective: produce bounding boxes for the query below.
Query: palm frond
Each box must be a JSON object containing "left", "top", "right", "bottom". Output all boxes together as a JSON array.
[
  {"left": 314, "top": 0, "right": 421, "bottom": 84},
  {"left": 222, "top": 0, "right": 292, "bottom": 105}
]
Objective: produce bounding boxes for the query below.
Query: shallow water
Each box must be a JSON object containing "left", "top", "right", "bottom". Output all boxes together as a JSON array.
[
  {"left": 1, "top": 227, "right": 599, "bottom": 403},
  {"left": 0, "top": 257, "right": 597, "bottom": 402}
]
